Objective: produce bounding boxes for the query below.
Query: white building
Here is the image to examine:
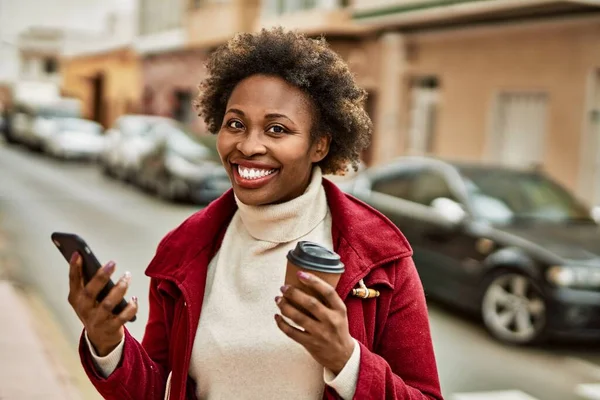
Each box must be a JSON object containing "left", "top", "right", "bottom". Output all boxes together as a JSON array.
[{"left": 0, "top": 0, "right": 137, "bottom": 85}]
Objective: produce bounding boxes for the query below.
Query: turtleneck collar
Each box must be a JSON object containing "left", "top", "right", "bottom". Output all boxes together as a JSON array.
[{"left": 235, "top": 167, "right": 328, "bottom": 243}]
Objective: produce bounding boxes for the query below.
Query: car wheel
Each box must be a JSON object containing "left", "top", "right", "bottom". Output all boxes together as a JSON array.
[
  {"left": 101, "top": 163, "right": 116, "bottom": 177},
  {"left": 156, "top": 178, "right": 177, "bottom": 201},
  {"left": 137, "top": 172, "right": 154, "bottom": 192},
  {"left": 115, "top": 167, "right": 128, "bottom": 181},
  {"left": 135, "top": 172, "right": 148, "bottom": 190},
  {"left": 481, "top": 271, "right": 547, "bottom": 345}
]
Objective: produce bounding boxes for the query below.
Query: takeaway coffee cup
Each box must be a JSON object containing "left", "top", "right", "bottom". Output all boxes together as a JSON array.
[{"left": 284, "top": 241, "right": 345, "bottom": 302}]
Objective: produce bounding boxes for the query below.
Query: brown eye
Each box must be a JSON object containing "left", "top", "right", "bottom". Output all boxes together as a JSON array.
[
  {"left": 267, "top": 125, "right": 286, "bottom": 134},
  {"left": 228, "top": 120, "right": 244, "bottom": 129}
]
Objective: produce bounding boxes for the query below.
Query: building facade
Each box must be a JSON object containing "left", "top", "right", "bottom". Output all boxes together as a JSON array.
[
  {"left": 60, "top": 6, "right": 140, "bottom": 128},
  {"left": 16, "top": 27, "right": 63, "bottom": 86},
  {"left": 61, "top": 48, "right": 141, "bottom": 128},
  {"left": 140, "top": 49, "right": 209, "bottom": 132},
  {"left": 350, "top": 0, "right": 600, "bottom": 206},
  {"left": 135, "top": 0, "right": 600, "bottom": 205},
  {"left": 136, "top": 0, "right": 209, "bottom": 133}
]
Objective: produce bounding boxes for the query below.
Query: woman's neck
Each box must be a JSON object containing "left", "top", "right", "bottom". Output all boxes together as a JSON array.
[{"left": 234, "top": 167, "right": 328, "bottom": 243}]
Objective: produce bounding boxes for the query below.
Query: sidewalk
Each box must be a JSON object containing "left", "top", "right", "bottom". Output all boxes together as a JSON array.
[
  {"left": 0, "top": 281, "right": 82, "bottom": 400},
  {"left": 0, "top": 219, "right": 97, "bottom": 399}
]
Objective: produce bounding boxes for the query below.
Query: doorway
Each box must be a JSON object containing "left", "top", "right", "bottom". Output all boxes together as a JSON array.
[
  {"left": 173, "top": 90, "right": 193, "bottom": 124},
  {"left": 90, "top": 73, "right": 105, "bottom": 126}
]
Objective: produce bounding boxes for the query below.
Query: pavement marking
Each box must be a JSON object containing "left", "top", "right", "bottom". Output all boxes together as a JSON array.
[
  {"left": 452, "top": 390, "right": 540, "bottom": 400},
  {"left": 576, "top": 384, "right": 600, "bottom": 400}
]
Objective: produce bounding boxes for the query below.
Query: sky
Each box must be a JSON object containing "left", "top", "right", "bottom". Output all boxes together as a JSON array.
[{"left": 0, "top": 0, "right": 136, "bottom": 82}]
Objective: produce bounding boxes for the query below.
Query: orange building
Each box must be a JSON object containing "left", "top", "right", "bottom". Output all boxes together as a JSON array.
[{"left": 61, "top": 48, "right": 141, "bottom": 128}]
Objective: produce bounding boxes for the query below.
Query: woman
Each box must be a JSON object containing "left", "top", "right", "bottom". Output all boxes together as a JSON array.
[{"left": 68, "top": 28, "right": 443, "bottom": 400}]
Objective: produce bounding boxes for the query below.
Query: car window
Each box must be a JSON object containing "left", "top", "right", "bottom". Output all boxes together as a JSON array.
[
  {"left": 59, "top": 118, "right": 102, "bottom": 134},
  {"left": 371, "top": 168, "right": 420, "bottom": 200},
  {"left": 409, "top": 169, "right": 454, "bottom": 206},
  {"left": 460, "top": 168, "right": 592, "bottom": 223},
  {"left": 119, "top": 117, "right": 151, "bottom": 136}
]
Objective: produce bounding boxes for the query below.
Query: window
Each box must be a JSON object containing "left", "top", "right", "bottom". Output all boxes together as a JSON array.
[
  {"left": 408, "top": 76, "right": 440, "bottom": 154},
  {"left": 173, "top": 90, "right": 194, "bottom": 123},
  {"left": 409, "top": 170, "right": 454, "bottom": 206},
  {"left": 490, "top": 92, "right": 548, "bottom": 169},
  {"left": 140, "top": 0, "right": 183, "bottom": 35},
  {"left": 461, "top": 168, "right": 591, "bottom": 224},
  {"left": 265, "top": 0, "right": 344, "bottom": 15},
  {"left": 43, "top": 57, "right": 58, "bottom": 74},
  {"left": 192, "top": 0, "right": 229, "bottom": 8},
  {"left": 371, "top": 168, "right": 420, "bottom": 201}
]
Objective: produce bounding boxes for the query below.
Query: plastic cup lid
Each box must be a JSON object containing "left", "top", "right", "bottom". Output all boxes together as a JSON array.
[{"left": 287, "top": 241, "right": 344, "bottom": 273}]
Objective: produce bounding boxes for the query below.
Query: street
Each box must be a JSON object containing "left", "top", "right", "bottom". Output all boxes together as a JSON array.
[{"left": 1, "top": 141, "right": 599, "bottom": 400}]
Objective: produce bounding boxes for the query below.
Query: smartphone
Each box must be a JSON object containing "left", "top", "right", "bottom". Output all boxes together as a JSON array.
[{"left": 51, "top": 232, "right": 135, "bottom": 322}]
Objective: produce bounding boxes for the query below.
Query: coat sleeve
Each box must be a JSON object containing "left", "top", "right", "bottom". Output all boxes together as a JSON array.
[
  {"left": 353, "top": 256, "right": 444, "bottom": 400},
  {"left": 78, "top": 237, "right": 173, "bottom": 400}
]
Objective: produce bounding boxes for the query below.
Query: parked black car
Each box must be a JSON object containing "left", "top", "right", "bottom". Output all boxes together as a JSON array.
[
  {"left": 348, "top": 156, "right": 600, "bottom": 345},
  {"left": 135, "top": 123, "right": 230, "bottom": 204}
]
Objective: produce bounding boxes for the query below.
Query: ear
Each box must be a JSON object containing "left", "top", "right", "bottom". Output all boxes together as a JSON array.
[{"left": 310, "top": 134, "right": 331, "bottom": 163}]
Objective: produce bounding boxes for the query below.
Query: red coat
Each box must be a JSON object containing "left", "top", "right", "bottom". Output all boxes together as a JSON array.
[{"left": 80, "top": 180, "right": 443, "bottom": 400}]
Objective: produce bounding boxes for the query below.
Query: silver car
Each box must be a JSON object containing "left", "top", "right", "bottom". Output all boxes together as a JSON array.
[{"left": 43, "top": 118, "right": 104, "bottom": 160}]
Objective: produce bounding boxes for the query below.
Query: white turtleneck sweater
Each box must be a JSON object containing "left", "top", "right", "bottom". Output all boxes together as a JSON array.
[{"left": 86, "top": 167, "right": 361, "bottom": 399}]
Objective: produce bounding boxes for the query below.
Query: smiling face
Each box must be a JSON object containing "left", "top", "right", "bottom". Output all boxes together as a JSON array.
[{"left": 217, "top": 74, "right": 330, "bottom": 206}]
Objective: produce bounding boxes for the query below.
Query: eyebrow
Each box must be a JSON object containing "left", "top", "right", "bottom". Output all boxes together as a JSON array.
[
  {"left": 225, "top": 109, "right": 294, "bottom": 124},
  {"left": 225, "top": 108, "right": 245, "bottom": 117},
  {"left": 265, "top": 113, "right": 293, "bottom": 124}
]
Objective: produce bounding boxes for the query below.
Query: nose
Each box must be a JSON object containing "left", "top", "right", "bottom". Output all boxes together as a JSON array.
[{"left": 236, "top": 130, "right": 267, "bottom": 157}]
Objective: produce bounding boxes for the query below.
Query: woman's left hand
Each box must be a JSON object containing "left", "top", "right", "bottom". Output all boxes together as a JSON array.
[{"left": 275, "top": 271, "right": 355, "bottom": 375}]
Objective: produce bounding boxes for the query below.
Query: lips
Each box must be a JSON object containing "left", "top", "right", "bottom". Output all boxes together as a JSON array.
[{"left": 231, "top": 160, "right": 280, "bottom": 189}]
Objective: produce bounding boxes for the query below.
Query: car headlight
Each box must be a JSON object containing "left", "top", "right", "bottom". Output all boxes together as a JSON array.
[{"left": 546, "top": 266, "right": 600, "bottom": 288}]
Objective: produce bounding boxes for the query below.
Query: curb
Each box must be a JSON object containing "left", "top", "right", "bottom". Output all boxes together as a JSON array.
[{"left": 0, "top": 222, "right": 101, "bottom": 400}]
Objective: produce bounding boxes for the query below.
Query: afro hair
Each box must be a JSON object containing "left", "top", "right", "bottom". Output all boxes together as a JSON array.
[{"left": 195, "top": 27, "right": 373, "bottom": 175}]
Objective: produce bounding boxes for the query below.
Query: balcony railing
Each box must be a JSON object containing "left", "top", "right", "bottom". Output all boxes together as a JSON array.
[
  {"left": 351, "top": 0, "right": 587, "bottom": 26},
  {"left": 352, "top": 0, "right": 521, "bottom": 19}
]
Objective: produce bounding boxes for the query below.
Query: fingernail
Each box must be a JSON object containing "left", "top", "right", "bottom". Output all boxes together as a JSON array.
[
  {"left": 69, "top": 253, "right": 79, "bottom": 264},
  {"left": 121, "top": 271, "right": 131, "bottom": 284},
  {"left": 102, "top": 261, "right": 116, "bottom": 273},
  {"left": 131, "top": 296, "right": 138, "bottom": 305},
  {"left": 297, "top": 271, "right": 311, "bottom": 280},
  {"left": 275, "top": 296, "right": 282, "bottom": 305},
  {"left": 280, "top": 285, "right": 290, "bottom": 293}
]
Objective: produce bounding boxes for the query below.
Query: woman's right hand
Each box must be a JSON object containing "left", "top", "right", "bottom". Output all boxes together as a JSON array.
[{"left": 67, "top": 253, "right": 138, "bottom": 357}]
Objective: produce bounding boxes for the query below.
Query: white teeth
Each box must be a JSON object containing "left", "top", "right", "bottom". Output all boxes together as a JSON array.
[{"left": 238, "top": 165, "right": 276, "bottom": 180}]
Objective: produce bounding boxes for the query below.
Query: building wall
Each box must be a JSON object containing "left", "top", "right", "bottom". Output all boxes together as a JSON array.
[
  {"left": 141, "top": 49, "right": 209, "bottom": 133},
  {"left": 61, "top": 48, "right": 141, "bottom": 128},
  {"left": 327, "top": 37, "right": 382, "bottom": 164},
  {"left": 139, "top": 0, "right": 183, "bottom": 35},
  {"left": 403, "top": 18, "right": 600, "bottom": 198},
  {"left": 181, "top": 0, "right": 600, "bottom": 203},
  {"left": 256, "top": 1, "right": 355, "bottom": 35},
  {"left": 186, "top": 0, "right": 261, "bottom": 48}
]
